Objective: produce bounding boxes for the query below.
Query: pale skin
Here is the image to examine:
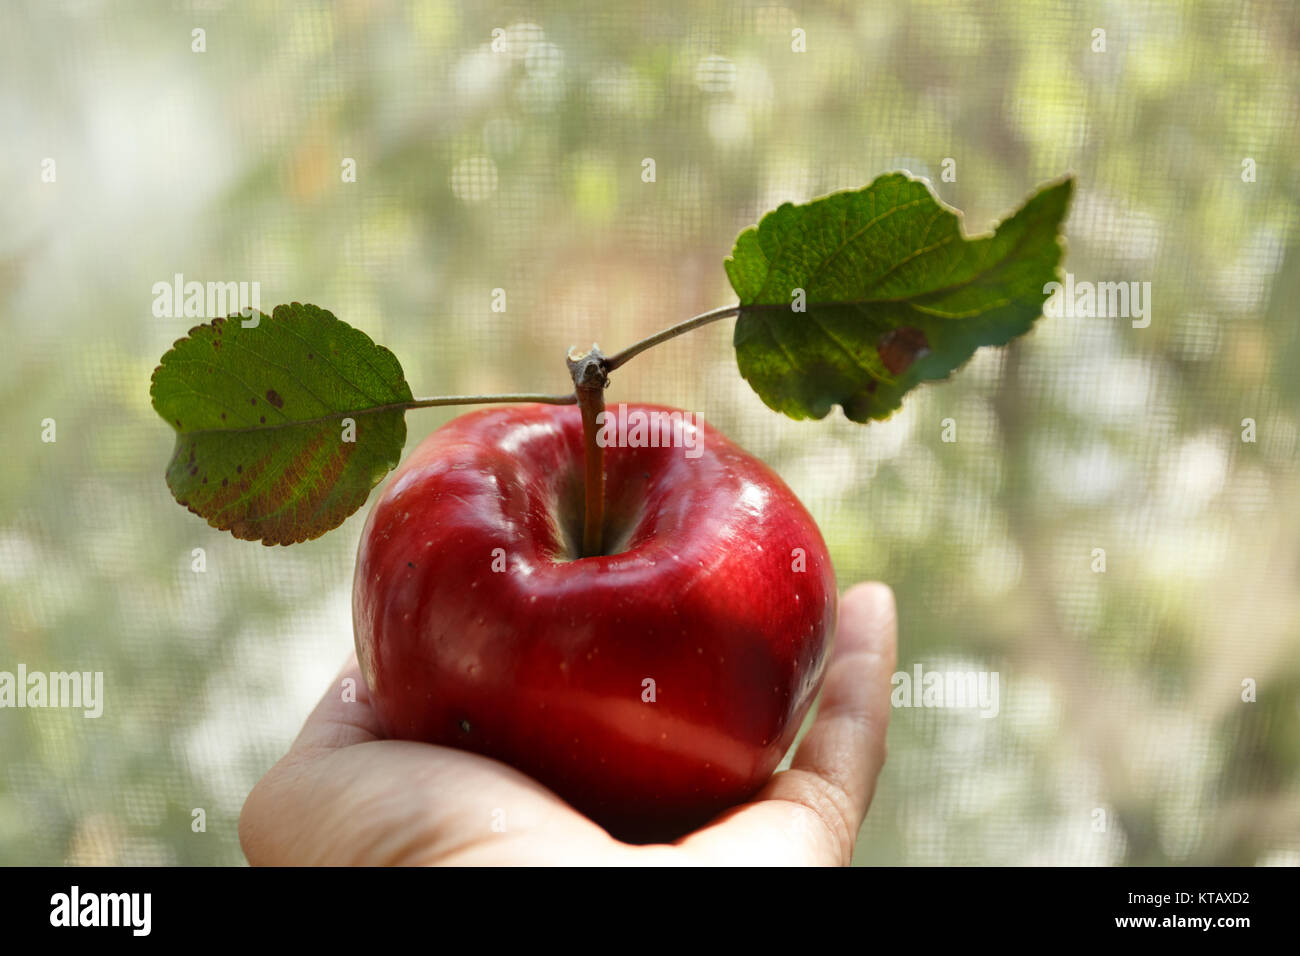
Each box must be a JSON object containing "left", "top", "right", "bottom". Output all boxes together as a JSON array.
[{"left": 239, "top": 582, "right": 897, "bottom": 866}]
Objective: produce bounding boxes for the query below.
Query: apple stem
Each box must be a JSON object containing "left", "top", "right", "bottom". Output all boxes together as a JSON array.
[
  {"left": 603, "top": 304, "right": 739, "bottom": 371},
  {"left": 398, "top": 310, "right": 745, "bottom": 557},
  {"left": 567, "top": 345, "right": 609, "bottom": 557},
  {"left": 405, "top": 392, "right": 577, "bottom": 408}
]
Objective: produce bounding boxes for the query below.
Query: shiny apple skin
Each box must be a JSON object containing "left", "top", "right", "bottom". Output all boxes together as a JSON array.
[{"left": 353, "top": 402, "right": 836, "bottom": 839}]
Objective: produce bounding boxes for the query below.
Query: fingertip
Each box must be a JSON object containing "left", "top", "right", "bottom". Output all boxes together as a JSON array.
[
  {"left": 289, "top": 651, "right": 383, "bottom": 753},
  {"left": 843, "top": 580, "right": 894, "bottom": 611},
  {"left": 836, "top": 582, "right": 897, "bottom": 659}
]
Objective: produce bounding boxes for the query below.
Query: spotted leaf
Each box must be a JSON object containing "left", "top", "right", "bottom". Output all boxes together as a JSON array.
[
  {"left": 149, "top": 303, "right": 412, "bottom": 545},
  {"left": 725, "top": 172, "right": 1074, "bottom": 422}
]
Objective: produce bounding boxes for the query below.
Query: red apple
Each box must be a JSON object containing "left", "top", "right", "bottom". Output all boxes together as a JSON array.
[{"left": 352, "top": 402, "right": 836, "bottom": 839}]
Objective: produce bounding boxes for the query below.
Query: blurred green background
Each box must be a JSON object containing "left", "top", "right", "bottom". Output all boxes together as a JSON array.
[{"left": 2, "top": 0, "right": 1298, "bottom": 866}]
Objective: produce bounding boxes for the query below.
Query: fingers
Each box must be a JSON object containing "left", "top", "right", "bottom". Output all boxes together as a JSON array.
[
  {"left": 239, "top": 652, "right": 622, "bottom": 865},
  {"left": 762, "top": 581, "right": 898, "bottom": 863},
  {"left": 288, "top": 652, "right": 385, "bottom": 754},
  {"left": 242, "top": 731, "right": 624, "bottom": 865},
  {"left": 674, "top": 582, "right": 898, "bottom": 865}
]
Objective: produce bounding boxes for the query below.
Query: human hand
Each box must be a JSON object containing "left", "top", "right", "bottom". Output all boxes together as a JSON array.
[{"left": 238, "top": 582, "right": 897, "bottom": 866}]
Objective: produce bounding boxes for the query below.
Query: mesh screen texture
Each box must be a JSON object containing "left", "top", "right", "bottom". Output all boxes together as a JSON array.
[{"left": 1, "top": 0, "right": 1298, "bottom": 866}]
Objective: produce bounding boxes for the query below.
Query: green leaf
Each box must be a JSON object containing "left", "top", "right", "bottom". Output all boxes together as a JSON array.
[
  {"left": 725, "top": 172, "right": 1074, "bottom": 422},
  {"left": 149, "top": 303, "right": 412, "bottom": 545}
]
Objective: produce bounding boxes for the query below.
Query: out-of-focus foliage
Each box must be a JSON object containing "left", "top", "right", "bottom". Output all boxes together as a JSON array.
[{"left": 0, "top": 0, "right": 1297, "bottom": 866}]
